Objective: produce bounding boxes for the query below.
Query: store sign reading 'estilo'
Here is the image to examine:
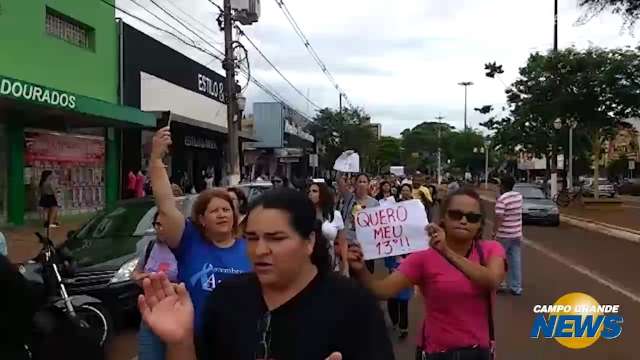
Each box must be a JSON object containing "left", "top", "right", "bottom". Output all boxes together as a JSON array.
[
  {"left": 197, "top": 74, "right": 225, "bottom": 102},
  {"left": 0, "top": 77, "right": 77, "bottom": 110}
]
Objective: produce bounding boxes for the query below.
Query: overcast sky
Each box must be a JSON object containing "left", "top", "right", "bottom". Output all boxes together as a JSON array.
[{"left": 117, "top": 0, "right": 639, "bottom": 136}]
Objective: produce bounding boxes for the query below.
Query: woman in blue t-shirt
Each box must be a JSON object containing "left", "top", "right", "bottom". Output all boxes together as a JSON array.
[{"left": 147, "top": 127, "right": 252, "bottom": 334}]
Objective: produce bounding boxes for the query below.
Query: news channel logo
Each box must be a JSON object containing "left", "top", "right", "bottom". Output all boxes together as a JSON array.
[{"left": 529, "top": 292, "right": 623, "bottom": 349}]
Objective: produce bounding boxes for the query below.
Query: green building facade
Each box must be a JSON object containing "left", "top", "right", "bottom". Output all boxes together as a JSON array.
[{"left": 0, "top": 0, "right": 154, "bottom": 225}]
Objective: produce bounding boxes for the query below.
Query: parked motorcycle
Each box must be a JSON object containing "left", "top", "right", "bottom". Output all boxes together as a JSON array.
[{"left": 18, "top": 231, "right": 112, "bottom": 359}]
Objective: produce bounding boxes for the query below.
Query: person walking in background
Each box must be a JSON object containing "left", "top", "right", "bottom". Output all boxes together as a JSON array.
[
  {"left": 127, "top": 170, "right": 137, "bottom": 198},
  {"left": 132, "top": 211, "right": 178, "bottom": 360},
  {"left": 492, "top": 175, "right": 523, "bottom": 296},
  {"left": 308, "top": 182, "right": 349, "bottom": 275},
  {"left": 399, "top": 184, "right": 414, "bottom": 202},
  {"left": 376, "top": 180, "right": 397, "bottom": 207},
  {"left": 338, "top": 172, "right": 379, "bottom": 274},
  {"left": 447, "top": 177, "right": 460, "bottom": 194},
  {"left": 136, "top": 170, "right": 147, "bottom": 198},
  {"left": 227, "top": 187, "right": 249, "bottom": 233},
  {"left": 147, "top": 127, "right": 251, "bottom": 335},
  {"left": 384, "top": 255, "right": 411, "bottom": 340},
  {"left": 39, "top": 170, "right": 59, "bottom": 228},
  {"left": 412, "top": 173, "right": 433, "bottom": 222}
]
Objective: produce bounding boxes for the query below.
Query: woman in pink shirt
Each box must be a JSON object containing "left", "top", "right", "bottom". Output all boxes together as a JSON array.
[{"left": 348, "top": 188, "right": 506, "bottom": 360}]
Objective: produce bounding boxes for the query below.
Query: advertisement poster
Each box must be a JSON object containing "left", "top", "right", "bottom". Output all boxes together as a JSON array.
[{"left": 25, "top": 131, "right": 105, "bottom": 210}]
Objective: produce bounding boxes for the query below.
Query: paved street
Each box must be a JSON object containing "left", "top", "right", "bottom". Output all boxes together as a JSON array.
[{"left": 104, "top": 200, "right": 640, "bottom": 360}]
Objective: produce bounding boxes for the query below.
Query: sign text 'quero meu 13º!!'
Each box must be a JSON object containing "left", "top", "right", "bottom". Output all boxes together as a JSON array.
[{"left": 355, "top": 199, "right": 429, "bottom": 260}]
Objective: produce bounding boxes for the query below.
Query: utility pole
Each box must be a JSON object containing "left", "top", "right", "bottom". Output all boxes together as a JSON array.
[
  {"left": 435, "top": 115, "right": 445, "bottom": 185},
  {"left": 554, "top": 0, "right": 558, "bottom": 52},
  {"left": 223, "top": 0, "right": 240, "bottom": 185},
  {"left": 458, "top": 82, "right": 473, "bottom": 131},
  {"left": 550, "top": 0, "right": 560, "bottom": 198},
  {"left": 339, "top": 93, "right": 343, "bottom": 113}
]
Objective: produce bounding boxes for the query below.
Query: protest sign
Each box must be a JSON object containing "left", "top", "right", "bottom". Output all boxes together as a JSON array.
[
  {"left": 333, "top": 150, "right": 360, "bottom": 172},
  {"left": 389, "top": 166, "right": 405, "bottom": 176},
  {"left": 355, "top": 199, "right": 429, "bottom": 260}
]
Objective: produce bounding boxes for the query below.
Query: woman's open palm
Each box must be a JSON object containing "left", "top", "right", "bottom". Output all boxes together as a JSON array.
[{"left": 138, "top": 272, "right": 194, "bottom": 344}]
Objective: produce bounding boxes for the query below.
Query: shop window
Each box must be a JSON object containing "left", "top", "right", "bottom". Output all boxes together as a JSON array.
[{"left": 45, "top": 7, "right": 94, "bottom": 50}]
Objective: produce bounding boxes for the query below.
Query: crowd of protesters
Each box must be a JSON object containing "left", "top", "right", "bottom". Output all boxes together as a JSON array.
[{"left": 128, "top": 127, "right": 517, "bottom": 360}]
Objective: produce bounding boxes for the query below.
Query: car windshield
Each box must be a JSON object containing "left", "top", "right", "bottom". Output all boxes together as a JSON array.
[
  {"left": 516, "top": 187, "right": 546, "bottom": 199},
  {"left": 65, "top": 200, "right": 156, "bottom": 267}
]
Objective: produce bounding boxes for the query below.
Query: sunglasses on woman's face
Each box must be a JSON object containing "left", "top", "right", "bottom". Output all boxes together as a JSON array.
[{"left": 446, "top": 210, "right": 482, "bottom": 223}]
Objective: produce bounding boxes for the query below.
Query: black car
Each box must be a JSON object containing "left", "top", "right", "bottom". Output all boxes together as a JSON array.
[{"left": 62, "top": 196, "right": 195, "bottom": 325}]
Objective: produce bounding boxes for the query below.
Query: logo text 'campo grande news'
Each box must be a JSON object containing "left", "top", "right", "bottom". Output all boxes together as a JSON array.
[{"left": 529, "top": 292, "right": 623, "bottom": 349}]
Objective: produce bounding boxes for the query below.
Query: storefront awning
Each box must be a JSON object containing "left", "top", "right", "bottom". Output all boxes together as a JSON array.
[
  {"left": 154, "top": 111, "right": 258, "bottom": 142},
  {"left": 0, "top": 75, "right": 155, "bottom": 127}
]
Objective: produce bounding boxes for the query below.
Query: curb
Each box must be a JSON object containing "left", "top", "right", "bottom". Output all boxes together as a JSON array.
[{"left": 479, "top": 195, "right": 640, "bottom": 244}]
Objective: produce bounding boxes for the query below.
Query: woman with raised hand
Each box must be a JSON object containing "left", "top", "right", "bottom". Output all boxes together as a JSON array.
[
  {"left": 138, "top": 188, "right": 394, "bottom": 360},
  {"left": 349, "top": 188, "right": 506, "bottom": 360},
  {"left": 308, "top": 182, "right": 349, "bottom": 275},
  {"left": 147, "top": 127, "right": 251, "bottom": 335}
]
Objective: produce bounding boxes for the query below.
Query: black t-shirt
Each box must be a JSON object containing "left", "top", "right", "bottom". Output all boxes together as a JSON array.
[{"left": 198, "top": 271, "right": 395, "bottom": 360}]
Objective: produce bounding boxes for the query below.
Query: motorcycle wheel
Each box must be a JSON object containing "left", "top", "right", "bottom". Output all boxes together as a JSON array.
[{"left": 74, "top": 304, "right": 113, "bottom": 348}]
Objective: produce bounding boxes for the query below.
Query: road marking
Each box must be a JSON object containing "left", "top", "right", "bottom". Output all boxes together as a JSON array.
[
  {"left": 520, "top": 237, "right": 640, "bottom": 304},
  {"left": 486, "top": 219, "right": 640, "bottom": 304}
]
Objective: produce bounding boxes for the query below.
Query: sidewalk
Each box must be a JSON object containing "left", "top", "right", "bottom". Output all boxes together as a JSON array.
[
  {"left": 477, "top": 187, "right": 640, "bottom": 233},
  {"left": 1, "top": 213, "right": 94, "bottom": 263}
]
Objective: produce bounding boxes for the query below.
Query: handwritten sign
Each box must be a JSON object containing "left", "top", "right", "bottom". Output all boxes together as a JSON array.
[{"left": 355, "top": 199, "right": 429, "bottom": 260}]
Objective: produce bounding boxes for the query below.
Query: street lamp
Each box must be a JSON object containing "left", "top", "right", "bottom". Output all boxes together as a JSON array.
[{"left": 458, "top": 81, "right": 474, "bottom": 131}]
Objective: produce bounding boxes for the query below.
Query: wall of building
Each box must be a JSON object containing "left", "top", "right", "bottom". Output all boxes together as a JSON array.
[
  {"left": 140, "top": 72, "right": 227, "bottom": 128},
  {"left": 0, "top": 0, "right": 118, "bottom": 102},
  {"left": 253, "top": 103, "right": 284, "bottom": 148}
]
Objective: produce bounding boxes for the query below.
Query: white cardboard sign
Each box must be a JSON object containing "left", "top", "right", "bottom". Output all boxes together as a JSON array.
[
  {"left": 355, "top": 199, "right": 429, "bottom": 260},
  {"left": 333, "top": 151, "right": 360, "bottom": 172}
]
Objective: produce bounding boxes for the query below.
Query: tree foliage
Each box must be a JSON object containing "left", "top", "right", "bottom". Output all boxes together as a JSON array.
[
  {"left": 309, "top": 107, "right": 376, "bottom": 171},
  {"left": 399, "top": 121, "right": 488, "bottom": 175},
  {"left": 369, "top": 136, "right": 403, "bottom": 174},
  {"left": 579, "top": 0, "right": 640, "bottom": 27},
  {"left": 481, "top": 47, "right": 640, "bottom": 195}
]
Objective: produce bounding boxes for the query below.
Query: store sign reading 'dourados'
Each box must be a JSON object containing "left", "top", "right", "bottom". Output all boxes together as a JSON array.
[{"left": 0, "top": 77, "right": 77, "bottom": 110}]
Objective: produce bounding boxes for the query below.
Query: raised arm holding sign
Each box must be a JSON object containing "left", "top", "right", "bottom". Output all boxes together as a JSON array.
[{"left": 355, "top": 200, "right": 429, "bottom": 260}]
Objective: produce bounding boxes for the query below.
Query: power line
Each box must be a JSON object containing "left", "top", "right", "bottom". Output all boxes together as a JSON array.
[
  {"left": 103, "top": 0, "right": 223, "bottom": 62},
  {"left": 147, "top": 0, "right": 225, "bottom": 58},
  {"left": 235, "top": 26, "right": 321, "bottom": 110},
  {"left": 273, "top": 0, "right": 354, "bottom": 108},
  {"left": 101, "top": 0, "right": 311, "bottom": 118},
  {"left": 206, "top": 0, "right": 223, "bottom": 12},
  {"left": 159, "top": 0, "right": 223, "bottom": 46}
]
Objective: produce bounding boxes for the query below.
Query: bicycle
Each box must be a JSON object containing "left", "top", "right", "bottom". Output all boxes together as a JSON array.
[{"left": 552, "top": 188, "right": 583, "bottom": 207}]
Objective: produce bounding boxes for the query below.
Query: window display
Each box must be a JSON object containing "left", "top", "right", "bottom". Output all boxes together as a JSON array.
[
  {"left": 0, "top": 124, "right": 6, "bottom": 220},
  {"left": 24, "top": 130, "right": 105, "bottom": 213}
]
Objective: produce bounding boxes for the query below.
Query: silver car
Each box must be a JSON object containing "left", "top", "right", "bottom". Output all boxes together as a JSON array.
[
  {"left": 581, "top": 178, "right": 616, "bottom": 198},
  {"left": 514, "top": 184, "right": 560, "bottom": 226}
]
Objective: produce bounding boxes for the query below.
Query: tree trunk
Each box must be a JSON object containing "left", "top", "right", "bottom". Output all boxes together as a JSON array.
[{"left": 592, "top": 132, "right": 600, "bottom": 199}]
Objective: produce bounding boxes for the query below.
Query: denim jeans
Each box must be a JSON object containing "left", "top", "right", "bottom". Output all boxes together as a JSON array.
[
  {"left": 138, "top": 321, "right": 166, "bottom": 360},
  {"left": 498, "top": 237, "right": 522, "bottom": 293}
]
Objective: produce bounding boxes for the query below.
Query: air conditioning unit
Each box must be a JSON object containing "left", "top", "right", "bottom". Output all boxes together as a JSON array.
[{"left": 230, "top": 0, "right": 260, "bottom": 25}]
